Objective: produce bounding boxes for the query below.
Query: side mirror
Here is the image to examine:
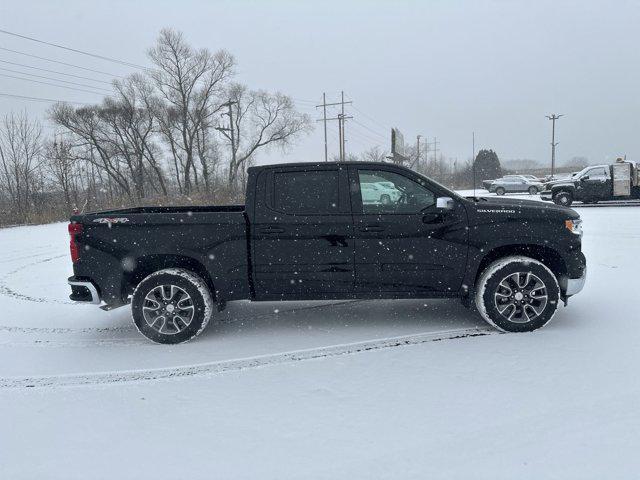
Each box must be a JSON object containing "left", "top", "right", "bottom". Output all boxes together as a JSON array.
[
  {"left": 436, "top": 196, "right": 454, "bottom": 210},
  {"left": 581, "top": 176, "right": 589, "bottom": 181}
]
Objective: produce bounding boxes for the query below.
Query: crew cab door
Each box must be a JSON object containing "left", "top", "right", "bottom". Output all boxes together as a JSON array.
[
  {"left": 578, "top": 166, "right": 611, "bottom": 200},
  {"left": 348, "top": 165, "right": 468, "bottom": 295},
  {"left": 251, "top": 165, "right": 354, "bottom": 298}
]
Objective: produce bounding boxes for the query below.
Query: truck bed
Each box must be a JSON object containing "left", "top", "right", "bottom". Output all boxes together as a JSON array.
[{"left": 70, "top": 204, "right": 250, "bottom": 306}]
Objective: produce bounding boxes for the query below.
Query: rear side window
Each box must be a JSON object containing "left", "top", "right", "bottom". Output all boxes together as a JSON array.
[{"left": 273, "top": 170, "right": 339, "bottom": 214}]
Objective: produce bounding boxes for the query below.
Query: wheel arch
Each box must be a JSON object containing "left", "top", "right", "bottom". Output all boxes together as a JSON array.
[
  {"left": 123, "top": 254, "right": 215, "bottom": 302},
  {"left": 551, "top": 185, "right": 575, "bottom": 196},
  {"left": 473, "top": 244, "right": 568, "bottom": 287}
]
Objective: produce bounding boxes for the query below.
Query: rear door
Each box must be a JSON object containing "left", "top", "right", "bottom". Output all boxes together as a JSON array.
[
  {"left": 251, "top": 165, "right": 354, "bottom": 298},
  {"left": 349, "top": 165, "right": 469, "bottom": 295}
]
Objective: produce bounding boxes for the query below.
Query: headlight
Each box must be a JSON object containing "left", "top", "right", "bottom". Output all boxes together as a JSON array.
[{"left": 565, "top": 218, "right": 583, "bottom": 236}]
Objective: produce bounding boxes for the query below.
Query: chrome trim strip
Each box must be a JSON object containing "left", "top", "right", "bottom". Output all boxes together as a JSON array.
[{"left": 68, "top": 280, "right": 101, "bottom": 304}]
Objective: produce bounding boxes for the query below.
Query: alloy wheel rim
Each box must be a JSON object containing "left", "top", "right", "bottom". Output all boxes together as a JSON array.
[
  {"left": 494, "top": 272, "right": 548, "bottom": 323},
  {"left": 142, "top": 284, "right": 195, "bottom": 335}
]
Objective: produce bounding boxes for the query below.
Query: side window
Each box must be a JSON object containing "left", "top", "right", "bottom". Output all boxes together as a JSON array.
[
  {"left": 357, "top": 170, "right": 436, "bottom": 214},
  {"left": 273, "top": 170, "right": 339, "bottom": 214},
  {"left": 588, "top": 167, "right": 608, "bottom": 179}
]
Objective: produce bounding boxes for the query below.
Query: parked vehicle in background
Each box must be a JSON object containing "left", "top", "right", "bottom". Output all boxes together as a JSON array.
[
  {"left": 483, "top": 175, "right": 545, "bottom": 195},
  {"left": 520, "top": 174, "right": 543, "bottom": 182},
  {"left": 67, "top": 161, "right": 586, "bottom": 344},
  {"left": 360, "top": 180, "right": 402, "bottom": 205},
  {"left": 541, "top": 160, "right": 640, "bottom": 206}
]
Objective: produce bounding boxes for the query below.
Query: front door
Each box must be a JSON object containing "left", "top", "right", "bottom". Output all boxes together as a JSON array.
[
  {"left": 349, "top": 166, "right": 469, "bottom": 295},
  {"left": 251, "top": 165, "right": 354, "bottom": 299},
  {"left": 579, "top": 166, "right": 611, "bottom": 200}
]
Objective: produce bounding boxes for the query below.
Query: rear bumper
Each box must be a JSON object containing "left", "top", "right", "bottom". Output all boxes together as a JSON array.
[{"left": 68, "top": 276, "right": 101, "bottom": 304}]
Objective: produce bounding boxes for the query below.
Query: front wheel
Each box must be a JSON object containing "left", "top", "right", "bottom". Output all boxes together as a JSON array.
[
  {"left": 132, "top": 268, "right": 214, "bottom": 344},
  {"left": 380, "top": 194, "right": 391, "bottom": 205},
  {"left": 553, "top": 191, "right": 573, "bottom": 207},
  {"left": 475, "top": 256, "right": 560, "bottom": 333}
]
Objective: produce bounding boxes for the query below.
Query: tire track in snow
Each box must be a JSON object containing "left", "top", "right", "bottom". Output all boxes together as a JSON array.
[
  {"left": 0, "top": 254, "right": 72, "bottom": 304},
  {"left": 0, "top": 327, "right": 496, "bottom": 389},
  {"left": 0, "top": 300, "right": 360, "bottom": 338}
]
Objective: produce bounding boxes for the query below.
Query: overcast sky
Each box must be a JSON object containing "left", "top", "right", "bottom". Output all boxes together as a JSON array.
[{"left": 1, "top": 0, "right": 639, "bottom": 167}]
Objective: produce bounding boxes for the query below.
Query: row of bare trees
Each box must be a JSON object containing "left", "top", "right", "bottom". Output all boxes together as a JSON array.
[{"left": 0, "top": 29, "right": 312, "bottom": 226}]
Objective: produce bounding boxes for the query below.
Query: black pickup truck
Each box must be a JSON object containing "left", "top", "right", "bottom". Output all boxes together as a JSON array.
[
  {"left": 541, "top": 161, "right": 640, "bottom": 206},
  {"left": 68, "top": 161, "right": 586, "bottom": 343}
]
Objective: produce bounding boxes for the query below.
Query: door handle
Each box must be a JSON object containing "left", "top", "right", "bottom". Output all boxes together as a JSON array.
[
  {"left": 359, "top": 224, "right": 386, "bottom": 232},
  {"left": 259, "top": 226, "right": 285, "bottom": 234}
]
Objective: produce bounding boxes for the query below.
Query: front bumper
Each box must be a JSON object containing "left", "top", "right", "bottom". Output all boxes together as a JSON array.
[
  {"left": 562, "top": 266, "right": 587, "bottom": 296},
  {"left": 68, "top": 276, "right": 101, "bottom": 304}
]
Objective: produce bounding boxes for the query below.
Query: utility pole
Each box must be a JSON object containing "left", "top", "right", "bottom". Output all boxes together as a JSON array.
[
  {"left": 546, "top": 114, "right": 563, "bottom": 179},
  {"left": 338, "top": 113, "right": 344, "bottom": 161},
  {"left": 414, "top": 134, "right": 422, "bottom": 170},
  {"left": 322, "top": 93, "right": 328, "bottom": 161},
  {"left": 316, "top": 92, "right": 352, "bottom": 161},
  {"left": 472, "top": 131, "right": 476, "bottom": 195}
]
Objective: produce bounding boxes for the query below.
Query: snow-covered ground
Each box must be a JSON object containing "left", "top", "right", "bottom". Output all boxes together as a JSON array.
[{"left": 1, "top": 202, "right": 639, "bottom": 479}]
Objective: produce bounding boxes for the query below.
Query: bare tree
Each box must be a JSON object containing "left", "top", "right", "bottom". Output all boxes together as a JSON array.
[
  {"left": 50, "top": 103, "right": 135, "bottom": 200},
  {"left": 360, "top": 146, "right": 388, "bottom": 162},
  {"left": 45, "top": 137, "right": 78, "bottom": 211},
  {"left": 103, "top": 74, "right": 167, "bottom": 198},
  {"left": 50, "top": 76, "right": 165, "bottom": 202},
  {"left": 148, "top": 28, "right": 234, "bottom": 195},
  {"left": 224, "top": 84, "right": 312, "bottom": 189},
  {"left": 0, "top": 111, "right": 43, "bottom": 222}
]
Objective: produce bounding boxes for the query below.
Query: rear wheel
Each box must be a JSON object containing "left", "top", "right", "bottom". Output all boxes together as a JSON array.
[
  {"left": 475, "top": 256, "right": 560, "bottom": 333},
  {"left": 380, "top": 194, "right": 391, "bottom": 205},
  {"left": 553, "top": 191, "right": 573, "bottom": 207},
  {"left": 132, "top": 268, "right": 213, "bottom": 344},
  {"left": 495, "top": 187, "right": 506, "bottom": 196},
  {"left": 528, "top": 186, "right": 539, "bottom": 195}
]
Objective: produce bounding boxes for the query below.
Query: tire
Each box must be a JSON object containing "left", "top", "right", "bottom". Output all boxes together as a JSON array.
[
  {"left": 132, "top": 268, "right": 214, "bottom": 344},
  {"left": 495, "top": 187, "right": 506, "bottom": 196},
  {"left": 380, "top": 194, "right": 391, "bottom": 205},
  {"left": 528, "top": 186, "right": 538, "bottom": 195},
  {"left": 553, "top": 191, "right": 573, "bottom": 207},
  {"left": 475, "top": 256, "right": 560, "bottom": 333}
]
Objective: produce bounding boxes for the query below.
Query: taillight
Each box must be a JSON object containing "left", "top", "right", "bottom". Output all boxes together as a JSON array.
[{"left": 68, "top": 222, "right": 83, "bottom": 263}]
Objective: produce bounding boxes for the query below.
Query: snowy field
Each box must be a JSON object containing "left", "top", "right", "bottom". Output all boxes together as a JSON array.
[{"left": 1, "top": 196, "right": 640, "bottom": 479}]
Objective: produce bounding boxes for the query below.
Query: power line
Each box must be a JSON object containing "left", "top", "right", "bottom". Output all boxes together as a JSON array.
[
  {"left": 0, "top": 59, "right": 113, "bottom": 84},
  {"left": 0, "top": 29, "right": 147, "bottom": 69},
  {"left": 349, "top": 124, "right": 387, "bottom": 145},
  {"left": 0, "top": 73, "right": 106, "bottom": 96},
  {"left": 345, "top": 94, "right": 391, "bottom": 132},
  {"left": 351, "top": 118, "right": 387, "bottom": 141},
  {"left": 0, "top": 66, "right": 112, "bottom": 92},
  {"left": 0, "top": 92, "right": 89, "bottom": 105},
  {"left": 0, "top": 47, "right": 123, "bottom": 77}
]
